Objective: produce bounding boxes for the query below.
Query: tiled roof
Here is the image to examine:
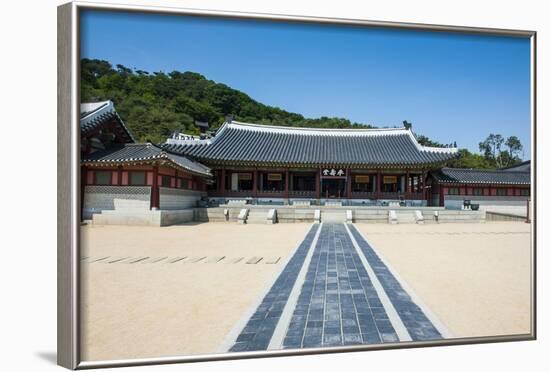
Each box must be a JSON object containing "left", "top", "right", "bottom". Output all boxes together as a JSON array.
[
  {"left": 82, "top": 143, "right": 211, "bottom": 177},
  {"left": 162, "top": 121, "right": 459, "bottom": 167},
  {"left": 80, "top": 100, "right": 135, "bottom": 142},
  {"left": 500, "top": 160, "right": 531, "bottom": 173},
  {"left": 433, "top": 167, "right": 530, "bottom": 185}
]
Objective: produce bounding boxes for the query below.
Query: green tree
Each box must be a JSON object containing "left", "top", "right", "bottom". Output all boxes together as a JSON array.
[
  {"left": 505, "top": 136, "right": 523, "bottom": 161},
  {"left": 79, "top": 58, "right": 525, "bottom": 170}
]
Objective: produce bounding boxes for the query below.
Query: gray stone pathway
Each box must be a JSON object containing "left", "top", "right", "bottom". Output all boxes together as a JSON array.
[
  {"left": 283, "top": 224, "right": 398, "bottom": 348},
  {"left": 229, "top": 224, "right": 320, "bottom": 352},
  {"left": 227, "top": 223, "right": 445, "bottom": 352},
  {"left": 347, "top": 225, "right": 443, "bottom": 341}
]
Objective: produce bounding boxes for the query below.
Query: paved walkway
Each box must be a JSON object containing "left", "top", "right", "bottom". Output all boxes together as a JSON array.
[{"left": 226, "top": 223, "right": 446, "bottom": 352}]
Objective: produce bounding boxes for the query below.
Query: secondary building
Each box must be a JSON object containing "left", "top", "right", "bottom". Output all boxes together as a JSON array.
[
  {"left": 431, "top": 164, "right": 530, "bottom": 210},
  {"left": 80, "top": 101, "right": 212, "bottom": 223}
]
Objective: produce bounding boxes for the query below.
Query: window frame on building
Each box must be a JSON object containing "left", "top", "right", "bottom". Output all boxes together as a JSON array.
[
  {"left": 94, "top": 170, "right": 111, "bottom": 185},
  {"left": 520, "top": 188, "right": 530, "bottom": 196},
  {"left": 448, "top": 187, "right": 460, "bottom": 195},
  {"left": 129, "top": 171, "right": 146, "bottom": 186},
  {"left": 161, "top": 175, "right": 171, "bottom": 188},
  {"left": 496, "top": 188, "right": 508, "bottom": 196}
]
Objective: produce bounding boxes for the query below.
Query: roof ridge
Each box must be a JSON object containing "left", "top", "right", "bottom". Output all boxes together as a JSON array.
[
  {"left": 230, "top": 120, "right": 404, "bottom": 133},
  {"left": 442, "top": 167, "right": 528, "bottom": 173}
]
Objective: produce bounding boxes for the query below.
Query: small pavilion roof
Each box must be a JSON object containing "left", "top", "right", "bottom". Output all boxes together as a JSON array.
[
  {"left": 82, "top": 143, "right": 211, "bottom": 177},
  {"left": 432, "top": 167, "right": 530, "bottom": 185},
  {"left": 162, "top": 121, "right": 459, "bottom": 168},
  {"left": 80, "top": 100, "right": 135, "bottom": 143}
]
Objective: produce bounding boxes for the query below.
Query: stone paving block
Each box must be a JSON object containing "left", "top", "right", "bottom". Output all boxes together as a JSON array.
[
  {"left": 323, "top": 333, "right": 342, "bottom": 346},
  {"left": 185, "top": 256, "right": 206, "bottom": 263},
  {"left": 362, "top": 331, "right": 382, "bottom": 344},
  {"left": 204, "top": 256, "right": 225, "bottom": 263},
  {"left": 105, "top": 256, "right": 130, "bottom": 264},
  {"left": 380, "top": 333, "right": 399, "bottom": 343},
  {"left": 246, "top": 256, "right": 263, "bottom": 264},
  {"left": 166, "top": 256, "right": 186, "bottom": 263},
  {"left": 343, "top": 334, "right": 362, "bottom": 344},
  {"left": 264, "top": 257, "right": 281, "bottom": 264},
  {"left": 283, "top": 336, "right": 302, "bottom": 348},
  {"left": 89, "top": 256, "right": 109, "bottom": 263},
  {"left": 226, "top": 257, "right": 244, "bottom": 264},
  {"left": 124, "top": 256, "right": 149, "bottom": 264},
  {"left": 143, "top": 256, "right": 168, "bottom": 263}
]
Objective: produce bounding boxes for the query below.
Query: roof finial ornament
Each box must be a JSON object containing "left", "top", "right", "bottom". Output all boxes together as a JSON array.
[
  {"left": 225, "top": 114, "right": 233, "bottom": 123},
  {"left": 403, "top": 120, "right": 412, "bottom": 130}
]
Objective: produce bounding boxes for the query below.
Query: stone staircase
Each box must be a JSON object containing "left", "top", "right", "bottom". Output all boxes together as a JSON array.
[
  {"left": 395, "top": 210, "right": 416, "bottom": 224},
  {"left": 246, "top": 209, "right": 267, "bottom": 224}
]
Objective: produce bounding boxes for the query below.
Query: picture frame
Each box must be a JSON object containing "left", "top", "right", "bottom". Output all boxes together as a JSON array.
[{"left": 57, "top": 1, "right": 537, "bottom": 369}]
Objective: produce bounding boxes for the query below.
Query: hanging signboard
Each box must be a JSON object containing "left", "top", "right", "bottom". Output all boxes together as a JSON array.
[
  {"left": 238, "top": 173, "right": 252, "bottom": 180},
  {"left": 383, "top": 175, "right": 398, "bottom": 184},
  {"left": 320, "top": 168, "right": 346, "bottom": 178},
  {"left": 355, "top": 175, "right": 370, "bottom": 183},
  {"left": 267, "top": 173, "right": 282, "bottom": 181}
]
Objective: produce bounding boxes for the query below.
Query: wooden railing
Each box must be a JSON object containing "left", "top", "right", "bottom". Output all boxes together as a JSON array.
[
  {"left": 350, "top": 192, "right": 424, "bottom": 200},
  {"left": 207, "top": 190, "right": 425, "bottom": 200},
  {"left": 288, "top": 190, "right": 316, "bottom": 198}
]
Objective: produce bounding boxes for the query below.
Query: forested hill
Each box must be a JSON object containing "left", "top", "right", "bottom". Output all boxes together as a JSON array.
[
  {"left": 81, "top": 59, "right": 524, "bottom": 169},
  {"left": 81, "top": 59, "right": 375, "bottom": 143}
]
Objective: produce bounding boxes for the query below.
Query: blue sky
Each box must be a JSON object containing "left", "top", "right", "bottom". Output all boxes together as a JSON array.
[{"left": 81, "top": 10, "right": 532, "bottom": 157}]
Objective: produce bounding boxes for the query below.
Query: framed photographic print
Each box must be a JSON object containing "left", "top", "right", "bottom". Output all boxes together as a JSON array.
[{"left": 57, "top": 1, "right": 536, "bottom": 369}]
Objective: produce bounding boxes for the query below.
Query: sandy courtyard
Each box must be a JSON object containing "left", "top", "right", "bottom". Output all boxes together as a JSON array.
[
  {"left": 80, "top": 223, "right": 311, "bottom": 361},
  {"left": 355, "top": 222, "right": 532, "bottom": 339},
  {"left": 80, "top": 221, "right": 532, "bottom": 362}
]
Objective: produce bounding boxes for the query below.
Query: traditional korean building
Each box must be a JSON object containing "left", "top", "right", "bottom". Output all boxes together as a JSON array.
[
  {"left": 80, "top": 101, "right": 531, "bottom": 223},
  {"left": 431, "top": 164, "right": 530, "bottom": 209},
  {"left": 80, "top": 101, "right": 212, "bottom": 222},
  {"left": 162, "top": 119, "right": 459, "bottom": 206}
]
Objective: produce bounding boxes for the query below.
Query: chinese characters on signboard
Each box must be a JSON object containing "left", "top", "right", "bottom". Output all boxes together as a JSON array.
[{"left": 321, "top": 168, "right": 346, "bottom": 178}]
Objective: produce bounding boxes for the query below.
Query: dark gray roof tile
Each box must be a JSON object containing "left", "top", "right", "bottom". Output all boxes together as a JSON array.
[
  {"left": 80, "top": 101, "right": 135, "bottom": 142},
  {"left": 433, "top": 167, "right": 530, "bottom": 185},
  {"left": 82, "top": 143, "right": 211, "bottom": 177},
  {"left": 162, "top": 121, "right": 459, "bottom": 167}
]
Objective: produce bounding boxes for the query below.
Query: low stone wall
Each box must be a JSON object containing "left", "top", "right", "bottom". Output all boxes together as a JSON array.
[
  {"left": 444, "top": 195, "right": 528, "bottom": 210},
  {"left": 486, "top": 211, "right": 527, "bottom": 222},
  {"left": 197, "top": 205, "right": 484, "bottom": 224},
  {"left": 83, "top": 185, "right": 151, "bottom": 219},
  {"left": 92, "top": 208, "right": 197, "bottom": 226},
  {"left": 159, "top": 187, "right": 204, "bottom": 210}
]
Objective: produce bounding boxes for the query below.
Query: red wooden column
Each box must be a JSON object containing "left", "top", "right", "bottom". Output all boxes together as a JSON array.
[
  {"left": 406, "top": 170, "right": 411, "bottom": 194},
  {"left": 80, "top": 166, "right": 87, "bottom": 220},
  {"left": 315, "top": 170, "right": 320, "bottom": 199},
  {"left": 117, "top": 165, "right": 123, "bottom": 185},
  {"left": 346, "top": 168, "right": 352, "bottom": 198},
  {"left": 219, "top": 168, "right": 226, "bottom": 194},
  {"left": 377, "top": 170, "right": 382, "bottom": 197},
  {"left": 151, "top": 165, "right": 160, "bottom": 210},
  {"left": 253, "top": 169, "right": 258, "bottom": 197},
  {"left": 285, "top": 169, "right": 289, "bottom": 199},
  {"left": 421, "top": 170, "right": 426, "bottom": 201}
]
